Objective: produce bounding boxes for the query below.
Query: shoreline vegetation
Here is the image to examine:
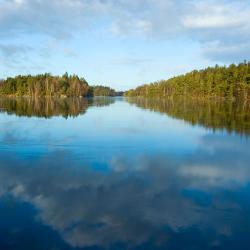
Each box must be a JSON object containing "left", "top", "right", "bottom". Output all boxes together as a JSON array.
[
  {"left": 125, "top": 62, "right": 250, "bottom": 100},
  {"left": 0, "top": 73, "right": 123, "bottom": 97},
  {"left": 0, "top": 62, "right": 250, "bottom": 100}
]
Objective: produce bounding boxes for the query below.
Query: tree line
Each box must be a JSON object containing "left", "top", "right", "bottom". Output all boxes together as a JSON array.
[
  {"left": 89, "top": 85, "right": 116, "bottom": 97},
  {"left": 0, "top": 73, "right": 121, "bottom": 97},
  {"left": 125, "top": 62, "right": 250, "bottom": 99}
]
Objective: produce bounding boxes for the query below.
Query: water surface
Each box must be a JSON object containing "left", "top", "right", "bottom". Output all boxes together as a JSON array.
[{"left": 0, "top": 97, "right": 249, "bottom": 250}]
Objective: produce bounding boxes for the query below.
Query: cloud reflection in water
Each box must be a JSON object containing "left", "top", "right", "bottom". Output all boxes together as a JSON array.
[{"left": 0, "top": 132, "right": 249, "bottom": 249}]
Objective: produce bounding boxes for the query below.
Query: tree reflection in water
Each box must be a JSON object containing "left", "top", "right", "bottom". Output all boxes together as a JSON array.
[
  {"left": 0, "top": 97, "right": 115, "bottom": 119},
  {"left": 126, "top": 97, "right": 250, "bottom": 136}
]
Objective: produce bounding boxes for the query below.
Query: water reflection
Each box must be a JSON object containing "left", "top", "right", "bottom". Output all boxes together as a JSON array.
[
  {"left": 0, "top": 98, "right": 250, "bottom": 249},
  {"left": 126, "top": 97, "right": 250, "bottom": 136},
  {"left": 0, "top": 97, "right": 115, "bottom": 118},
  {"left": 0, "top": 135, "right": 250, "bottom": 249}
]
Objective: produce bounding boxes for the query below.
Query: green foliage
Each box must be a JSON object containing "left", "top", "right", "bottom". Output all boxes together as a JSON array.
[
  {"left": 89, "top": 86, "right": 116, "bottom": 97},
  {"left": 0, "top": 73, "right": 90, "bottom": 97},
  {"left": 0, "top": 74, "right": 123, "bottom": 97},
  {"left": 125, "top": 62, "right": 250, "bottom": 100}
]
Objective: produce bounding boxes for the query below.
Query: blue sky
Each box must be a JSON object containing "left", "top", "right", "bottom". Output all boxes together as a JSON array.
[{"left": 0, "top": 0, "right": 250, "bottom": 90}]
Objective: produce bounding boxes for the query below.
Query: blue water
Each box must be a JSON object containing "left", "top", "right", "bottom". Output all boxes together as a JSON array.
[{"left": 0, "top": 97, "right": 249, "bottom": 250}]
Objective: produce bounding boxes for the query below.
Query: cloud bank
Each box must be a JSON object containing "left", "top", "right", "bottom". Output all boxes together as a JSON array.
[{"left": 0, "top": 0, "right": 250, "bottom": 77}]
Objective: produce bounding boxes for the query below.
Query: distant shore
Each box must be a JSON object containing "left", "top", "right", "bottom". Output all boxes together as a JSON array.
[
  {"left": 0, "top": 73, "right": 123, "bottom": 97},
  {"left": 125, "top": 61, "right": 250, "bottom": 100}
]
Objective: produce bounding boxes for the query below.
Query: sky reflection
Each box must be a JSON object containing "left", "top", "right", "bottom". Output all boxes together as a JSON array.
[{"left": 0, "top": 98, "right": 249, "bottom": 249}]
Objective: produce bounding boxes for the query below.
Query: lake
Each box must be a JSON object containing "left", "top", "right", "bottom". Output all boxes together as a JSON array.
[{"left": 0, "top": 97, "right": 250, "bottom": 250}]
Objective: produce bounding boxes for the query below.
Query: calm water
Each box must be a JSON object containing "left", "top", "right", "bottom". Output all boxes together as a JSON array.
[{"left": 0, "top": 97, "right": 250, "bottom": 250}]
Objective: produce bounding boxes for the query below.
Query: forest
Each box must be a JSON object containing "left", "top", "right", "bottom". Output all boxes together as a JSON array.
[
  {"left": 125, "top": 62, "right": 250, "bottom": 99},
  {"left": 2, "top": 62, "right": 250, "bottom": 99},
  {"left": 88, "top": 85, "right": 122, "bottom": 97},
  {"left": 0, "top": 73, "right": 119, "bottom": 97}
]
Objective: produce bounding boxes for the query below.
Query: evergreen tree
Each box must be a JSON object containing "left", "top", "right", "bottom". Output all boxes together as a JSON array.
[{"left": 125, "top": 62, "right": 250, "bottom": 100}]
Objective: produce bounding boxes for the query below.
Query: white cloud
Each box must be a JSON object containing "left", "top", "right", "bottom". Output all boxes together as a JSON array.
[
  {"left": 202, "top": 41, "right": 250, "bottom": 61},
  {"left": 0, "top": 0, "right": 250, "bottom": 63},
  {"left": 0, "top": 43, "right": 33, "bottom": 67},
  {"left": 182, "top": 1, "right": 247, "bottom": 29}
]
